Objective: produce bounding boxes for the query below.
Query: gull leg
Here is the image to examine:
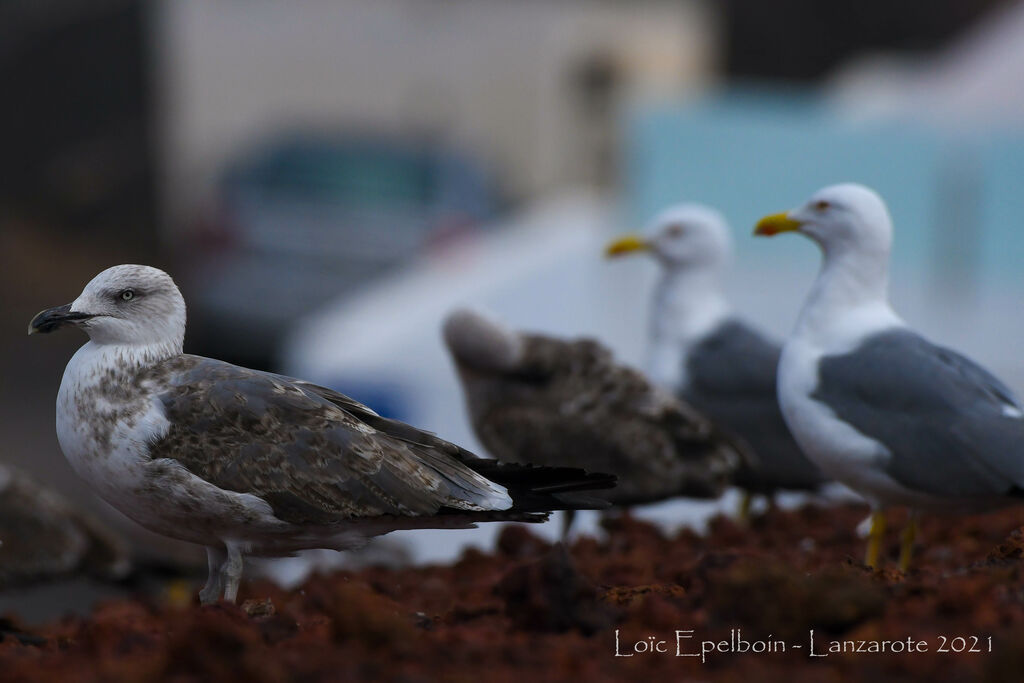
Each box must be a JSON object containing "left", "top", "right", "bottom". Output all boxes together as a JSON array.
[
  {"left": 898, "top": 512, "right": 919, "bottom": 572},
  {"left": 561, "top": 509, "right": 576, "bottom": 542},
  {"left": 220, "top": 542, "right": 244, "bottom": 604},
  {"left": 737, "top": 491, "right": 753, "bottom": 524},
  {"left": 864, "top": 509, "right": 887, "bottom": 569},
  {"left": 199, "top": 546, "right": 226, "bottom": 605}
]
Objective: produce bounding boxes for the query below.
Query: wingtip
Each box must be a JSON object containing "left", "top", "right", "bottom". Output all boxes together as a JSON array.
[
  {"left": 465, "top": 460, "right": 617, "bottom": 513},
  {"left": 529, "top": 470, "right": 617, "bottom": 494}
]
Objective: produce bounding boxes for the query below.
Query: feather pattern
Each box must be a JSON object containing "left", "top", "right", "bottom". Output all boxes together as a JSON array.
[
  {"left": 445, "top": 311, "right": 746, "bottom": 506},
  {"left": 146, "top": 355, "right": 614, "bottom": 524}
]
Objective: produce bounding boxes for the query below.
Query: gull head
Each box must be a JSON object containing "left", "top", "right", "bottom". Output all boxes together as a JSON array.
[
  {"left": 605, "top": 203, "right": 732, "bottom": 271},
  {"left": 754, "top": 183, "right": 892, "bottom": 259},
  {"left": 442, "top": 308, "right": 523, "bottom": 372},
  {"left": 29, "top": 264, "right": 186, "bottom": 348}
]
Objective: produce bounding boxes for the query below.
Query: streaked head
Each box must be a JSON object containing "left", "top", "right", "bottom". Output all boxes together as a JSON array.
[
  {"left": 605, "top": 203, "right": 732, "bottom": 270},
  {"left": 29, "top": 265, "right": 186, "bottom": 348},
  {"left": 754, "top": 183, "right": 893, "bottom": 258}
]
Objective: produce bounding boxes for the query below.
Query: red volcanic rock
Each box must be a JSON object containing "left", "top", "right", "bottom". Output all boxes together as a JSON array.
[
  {"left": 495, "top": 544, "right": 620, "bottom": 635},
  {"left": 2, "top": 502, "right": 1024, "bottom": 681}
]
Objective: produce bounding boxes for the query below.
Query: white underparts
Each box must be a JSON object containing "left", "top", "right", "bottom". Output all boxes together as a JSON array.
[{"left": 646, "top": 267, "right": 731, "bottom": 390}]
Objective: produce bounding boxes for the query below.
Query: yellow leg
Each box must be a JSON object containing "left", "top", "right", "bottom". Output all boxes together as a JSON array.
[
  {"left": 164, "top": 579, "right": 194, "bottom": 608},
  {"left": 864, "top": 510, "right": 887, "bottom": 569},
  {"left": 737, "top": 491, "right": 753, "bottom": 524},
  {"left": 898, "top": 513, "right": 919, "bottom": 572}
]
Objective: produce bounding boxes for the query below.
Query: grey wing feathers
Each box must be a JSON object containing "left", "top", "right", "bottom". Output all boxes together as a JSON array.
[
  {"left": 813, "top": 329, "right": 1024, "bottom": 499},
  {"left": 148, "top": 356, "right": 512, "bottom": 524},
  {"left": 683, "top": 320, "right": 824, "bottom": 492},
  {"left": 686, "top": 320, "right": 781, "bottom": 396}
]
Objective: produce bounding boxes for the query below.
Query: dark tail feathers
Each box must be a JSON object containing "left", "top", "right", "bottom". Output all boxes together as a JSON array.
[{"left": 465, "top": 460, "right": 616, "bottom": 513}]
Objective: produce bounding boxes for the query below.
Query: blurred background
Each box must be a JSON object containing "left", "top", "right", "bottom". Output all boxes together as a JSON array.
[{"left": 3, "top": 0, "right": 1024, "bottom": 619}]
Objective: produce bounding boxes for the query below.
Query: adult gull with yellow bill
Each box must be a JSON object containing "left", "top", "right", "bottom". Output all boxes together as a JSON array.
[
  {"left": 605, "top": 205, "right": 825, "bottom": 510},
  {"left": 755, "top": 183, "right": 1024, "bottom": 570}
]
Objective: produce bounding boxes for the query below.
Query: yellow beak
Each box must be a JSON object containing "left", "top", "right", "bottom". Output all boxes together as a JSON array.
[
  {"left": 605, "top": 234, "right": 650, "bottom": 257},
  {"left": 754, "top": 212, "right": 802, "bottom": 237}
]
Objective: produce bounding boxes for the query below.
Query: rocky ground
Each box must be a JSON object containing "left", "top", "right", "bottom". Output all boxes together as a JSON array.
[{"left": 3, "top": 502, "right": 1024, "bottom": 682}]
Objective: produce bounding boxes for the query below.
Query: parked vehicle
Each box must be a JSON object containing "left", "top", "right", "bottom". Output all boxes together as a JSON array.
[{"left": 180, "top": 132, "right": 503, "bottom": 368}]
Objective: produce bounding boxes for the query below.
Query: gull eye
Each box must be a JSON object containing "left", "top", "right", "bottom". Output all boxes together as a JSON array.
[
  {"left": 120, "top": 289, "right": 135, "bottom": 301},
  {"left": 665, "top": 224, "right": 685, "bottom": 237},
  {"left": 813, "top": 200, "right": 831, "bottom": 211}
]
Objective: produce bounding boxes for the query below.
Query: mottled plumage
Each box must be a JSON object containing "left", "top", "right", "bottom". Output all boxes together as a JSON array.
[
  {"left": 147, "top": 355, "right": 607, "bottom": 527},
  {"left": 444, "top": 309, "right": 746, "bottom": 508},
  {"left": 31, "top": 265, "right": 614, "bottom": 604},
  {"left": 0, "top": 464, "right": 128, "bottom": 589}
]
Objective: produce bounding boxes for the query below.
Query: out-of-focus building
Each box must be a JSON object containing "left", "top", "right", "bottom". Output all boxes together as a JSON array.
[
  {"left": 720, "top": 0, "right": 1009, "bottom": 82},
  {"left": 828, "top": 0, "right": 1024, "bottom": 127},
  {"left": 152, "top": 0, "right": 718, "bottom": 240}
]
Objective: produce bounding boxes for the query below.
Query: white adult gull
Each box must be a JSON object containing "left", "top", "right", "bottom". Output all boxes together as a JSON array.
[
  {"left": 605, "top": 205, "right": 825, "bottom": 515},
  {"left": 29, "top": 265, "right": 614, "bottom": 604},
  {"left": 755, "top": 183, "right": 1024, "bottom": 570}
]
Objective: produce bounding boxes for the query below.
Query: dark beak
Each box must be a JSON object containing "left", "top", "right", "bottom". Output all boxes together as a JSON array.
[{"left": 28, "top": 304, "right": 94, "bottom": 335}]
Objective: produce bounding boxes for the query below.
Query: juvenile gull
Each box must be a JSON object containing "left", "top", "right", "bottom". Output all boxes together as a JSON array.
[
  {"left": 755, "top": 183, "right": 1024, "bottom": 570},
  {"left": 0, "top": 464, "right": 128, "bottom": 589},
  {"left": 606, "top": 205, "right": 825, "bottom": 514},
  {"left": 30, "top": 265, "right": 614, "bottom": 604},
  {"left": 443, "top": 308, "right": 746, "bottom": 536}
]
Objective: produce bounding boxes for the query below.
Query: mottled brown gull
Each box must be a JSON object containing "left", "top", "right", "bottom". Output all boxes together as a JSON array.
[
  {"left": 29, "top": 265, "right": 614, "bottom": 604},
  {"left": 443, "top": 308, "right": 746, "bottom": 535}
]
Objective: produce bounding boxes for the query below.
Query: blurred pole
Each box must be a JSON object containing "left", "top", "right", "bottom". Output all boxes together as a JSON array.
[{"left": 569, "top": 50, "right": 621, "bottom": 191}]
